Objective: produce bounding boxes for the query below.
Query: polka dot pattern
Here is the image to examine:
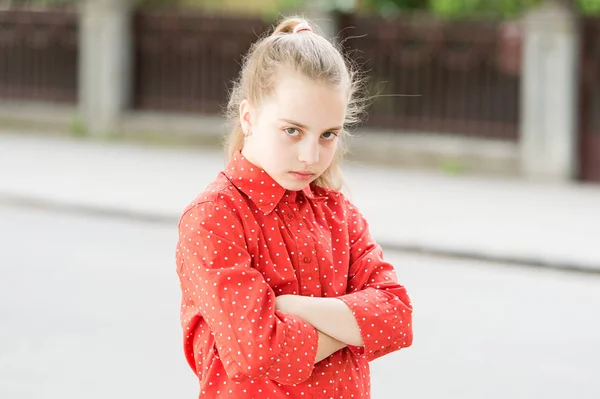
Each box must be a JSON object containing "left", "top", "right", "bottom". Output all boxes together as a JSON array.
[{"left": 175, "top": 151, "right": 413, "bottom": 398}]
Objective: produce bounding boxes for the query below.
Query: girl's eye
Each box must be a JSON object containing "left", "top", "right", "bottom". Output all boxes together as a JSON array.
[
  {"left": 322, "top": 131, "right": 338, "bottom": 140},
  {"left": 284, "top": 128, "right": 300, "bottom": 136}
]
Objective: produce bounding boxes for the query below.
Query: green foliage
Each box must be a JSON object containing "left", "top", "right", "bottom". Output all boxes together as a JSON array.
[
  {"left": 439, "top": 158, "right": 466, "bottom": 175},
  {"left": 429, "top": 0, "right": 540, "bottom": 19},
  {"left": 578, "top": 0, "right": 600, "bottom": 14},
  {"left": 8, "top": 0, "right": 78, "bottom": 4},
  {"left": 68, "top": 114, "right": 87, "bottom": 138},
  {"left": 366, "top": 0, "right": 600, "bottom": 17},
  {"left": 261, "top": 0, "right": 304, "bottom": 20},
  {"left": 368, "top": 0, "right": 428, "bottom": 14},
  {"left": 12, "top": 0, "right": 600, "bottom": 15}
]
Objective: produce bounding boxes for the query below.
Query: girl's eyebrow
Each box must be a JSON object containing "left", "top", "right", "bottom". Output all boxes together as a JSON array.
[{"left": 279, "top": 118, "right": 342, "bottom": 132}]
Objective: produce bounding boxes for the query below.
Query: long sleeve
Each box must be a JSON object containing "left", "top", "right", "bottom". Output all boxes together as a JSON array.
[
  {"left": 337, "top": 196, "right": 413, "bottom": 362},
  {"left": 176, "top": 201, "right": 318, "bottom": 384}
]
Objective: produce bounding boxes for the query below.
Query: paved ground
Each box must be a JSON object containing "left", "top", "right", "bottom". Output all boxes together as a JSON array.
[
  {"left": 1, "top": 132, "right": 600, "bottom": 272},
  {"left": 1, "top": 204, "right": 599, "bottom": 399}
]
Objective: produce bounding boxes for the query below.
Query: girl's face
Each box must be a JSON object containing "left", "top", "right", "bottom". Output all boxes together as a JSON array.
[{"left": 240, "top": 71, "right": 347, "bottom": 191}]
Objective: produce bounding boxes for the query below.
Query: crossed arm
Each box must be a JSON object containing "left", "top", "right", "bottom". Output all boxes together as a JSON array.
[
  {"left": 177, "top": 199, "right": 412, "bottom": 384},
  {"left": 275, "top": 295, "right": 362, "bottom": 362},
  {"left": 274, "top": 198, "right": 414, "bottom": 364},
  {"left": 274, "top": 260, "right": 413, "bottom": 365}
]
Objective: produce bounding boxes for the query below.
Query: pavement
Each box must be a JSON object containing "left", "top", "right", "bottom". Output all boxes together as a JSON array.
[
  {"left": 4, "top": 206, "right": 600, "bottom": 399},
  {"left": 2, "top": 131, "right": 600, "bottom": 272}
]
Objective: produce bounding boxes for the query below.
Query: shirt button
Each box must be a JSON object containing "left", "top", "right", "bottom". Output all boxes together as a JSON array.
[
  {"left": 303, "top": 257, "right": 311, "bottom": 263},
  {"left": 287, "top": 213, "right": 294, "bottom": 219}
]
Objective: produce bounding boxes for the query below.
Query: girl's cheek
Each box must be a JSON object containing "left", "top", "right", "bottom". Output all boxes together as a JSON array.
[{"left": 279, "top": 132, "right": 298, "bottom": 146}]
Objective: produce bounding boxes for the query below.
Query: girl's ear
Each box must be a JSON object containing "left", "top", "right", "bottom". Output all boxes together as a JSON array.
[{"left": 239, "top": 99, "right": 253, "bottom": 136}]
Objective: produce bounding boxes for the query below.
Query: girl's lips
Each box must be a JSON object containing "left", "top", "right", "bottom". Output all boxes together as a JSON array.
[{"left": 290, "top": 171, "right": 315, "bottom": 180}]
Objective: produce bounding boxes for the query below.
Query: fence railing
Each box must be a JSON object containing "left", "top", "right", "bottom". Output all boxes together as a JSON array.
[
  {"left": 337, "top": 14, "right": 522, "bottom": 140},
  {"left": 0, "top": 9, "right": 78, "bottom": 103},
  {"left": 0, "top": 8, "right": 523, "bottom": 141},
  {"left": 132, "top": 10, "right": 272, "bottom": 114}
]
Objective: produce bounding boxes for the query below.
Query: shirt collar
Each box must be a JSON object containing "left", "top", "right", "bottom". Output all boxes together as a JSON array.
[{"left": 224, "top": 151, "right": 317, "bottom": 215}]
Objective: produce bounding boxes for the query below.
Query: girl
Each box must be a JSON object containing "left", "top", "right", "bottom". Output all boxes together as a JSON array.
[{"left": 176, "top": 16, "right": 413, "bottom": 399}]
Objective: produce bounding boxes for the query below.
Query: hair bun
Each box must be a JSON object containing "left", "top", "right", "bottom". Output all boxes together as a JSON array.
[{"left": 272, "top": 17, "right": 311, "bottom": 35}]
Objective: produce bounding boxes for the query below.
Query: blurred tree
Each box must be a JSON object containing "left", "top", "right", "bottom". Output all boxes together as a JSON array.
[
  {"left": 134, "top": 0, "right": 279, "bottom": 13},
  {"left": 429, "top": 0, "right": 540, "bottom": 18},
  {"left": 7, "top": 0, "right": 598, "bottom": 16},
  {"left": 3, "top": 0, "right": 77, "bottom": 4},
  {"left": 578, "top": 0, "right": 600, "bottom": 13},
  {"left": 364, "top": 0, "right": 428, "bottom": 14},
  {"left": 367, "top": 0, "right": 600, "bottom": 17}
]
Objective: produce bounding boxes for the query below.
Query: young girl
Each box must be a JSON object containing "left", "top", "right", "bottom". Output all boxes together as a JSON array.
[{"left": 176, "top": 16, "right": 413, "bottom": 399}]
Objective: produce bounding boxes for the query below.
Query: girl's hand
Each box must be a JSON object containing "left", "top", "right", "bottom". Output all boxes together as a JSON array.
[
  {"left": 275, "top": 295, "right": 348, "bottom": 363},
  {"left": 276, "top": 294, "right": 364, "bottom": 347},
  {"left": 274, "top": 294, "right": 301, "bottom": 315}
]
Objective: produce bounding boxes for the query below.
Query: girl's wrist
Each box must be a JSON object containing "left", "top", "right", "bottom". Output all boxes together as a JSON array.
[{"left": 275, "top": 294, "right": 309, "bottom": 316}]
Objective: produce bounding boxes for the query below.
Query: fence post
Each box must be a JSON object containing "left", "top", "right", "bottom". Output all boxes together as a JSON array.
[
  {"left": 78, "top": 0, "right": 133, "bottom": 136},
  {"left": 520, "top": 0, "right": 580, "bottom": 181},
  {"left": 302, "top": 0, "right": 341, "bottom": 40}
]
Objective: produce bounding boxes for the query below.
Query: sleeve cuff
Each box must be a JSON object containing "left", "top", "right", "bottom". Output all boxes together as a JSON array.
[
  {"left": 265, "top": 311, "right": 319, "bottom": 385},
  {"left": 338, "top": 288, "right": 411, "bottom": 362}
]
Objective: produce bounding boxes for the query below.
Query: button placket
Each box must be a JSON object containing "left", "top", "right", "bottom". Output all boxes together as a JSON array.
[
  {"left": 280, "top": 203, "right": 311, "bottom": 296},
  {"left": 298, "top": 207, "right": 322, "bottom": 297},
  {"left": 288, "top": 202, "right": 321, "bottom": 296}
]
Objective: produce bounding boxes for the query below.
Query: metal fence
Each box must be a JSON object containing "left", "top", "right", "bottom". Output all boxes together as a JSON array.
[
  {"left": 338, "top": 14, "right": 522, "bottom": 140},
  {"left": 132, "top": 10, "right": 271, "bottom": 114},
  {"left": 0, "top": 9, "right": 78, "bottom": 103},
  {"left": 130, "top": 10, "right": 522, "bottom": 140},
  {"left": 0, "top": 8, "right": 522, "bottom": 141}
]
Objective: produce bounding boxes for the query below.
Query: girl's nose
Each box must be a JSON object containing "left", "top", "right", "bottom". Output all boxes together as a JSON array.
[{"left": 297, "top": 138, "right": 320, "bottom": 165}]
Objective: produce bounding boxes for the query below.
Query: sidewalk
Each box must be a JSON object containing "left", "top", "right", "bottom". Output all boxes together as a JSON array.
[{"left": 2, "top": 131, "right": 599, "bottom": 272}]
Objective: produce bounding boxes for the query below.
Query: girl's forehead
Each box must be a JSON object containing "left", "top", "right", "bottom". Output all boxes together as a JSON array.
[
  {"left": 268, "top": 74, "right": 347, "bottom": 122},
  {"left": 274, "top": 72, "right": 341, "bottom": 96}
]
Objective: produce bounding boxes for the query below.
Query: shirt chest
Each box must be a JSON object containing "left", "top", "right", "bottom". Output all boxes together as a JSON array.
[{"left": 242, "top": 200, "right": 351, "bottom": 298}]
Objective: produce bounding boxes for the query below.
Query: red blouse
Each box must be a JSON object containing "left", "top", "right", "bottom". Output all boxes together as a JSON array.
[{"left": 176, "top": 151, "right": 413, "bottom": 398}]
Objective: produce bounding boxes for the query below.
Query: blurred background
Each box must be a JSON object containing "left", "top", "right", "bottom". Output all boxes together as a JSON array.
[{"left": 0, "top": 0, "right": 599, "bottom": 398}]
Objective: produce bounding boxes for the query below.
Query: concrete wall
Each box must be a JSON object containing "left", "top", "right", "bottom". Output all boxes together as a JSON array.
[
  {"left": 79, "top": 0, "right": 133, "bottom": 136},
  {"left": 520, "top": 1, "right": 580, "bottom": 181}
]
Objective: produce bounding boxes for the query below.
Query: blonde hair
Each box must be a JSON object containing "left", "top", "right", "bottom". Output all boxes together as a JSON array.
[{"left": 225, "top": 16, "right": 366, "bottom": 190}]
